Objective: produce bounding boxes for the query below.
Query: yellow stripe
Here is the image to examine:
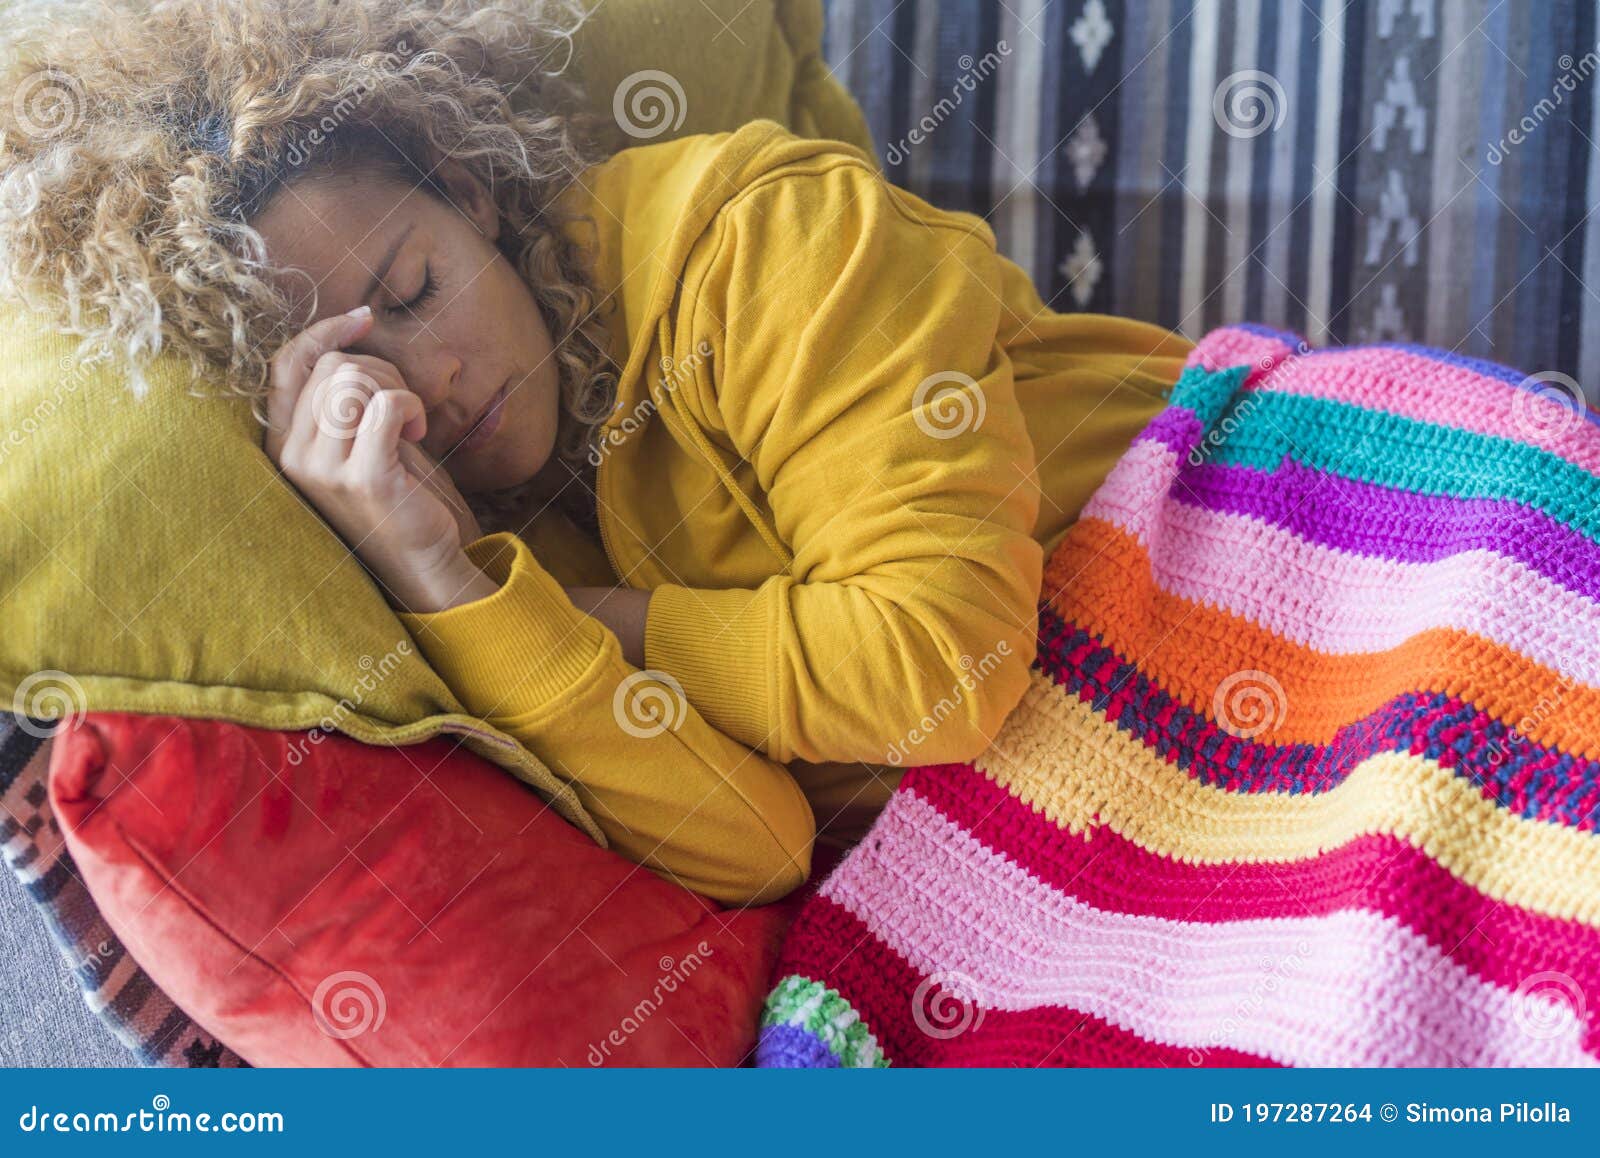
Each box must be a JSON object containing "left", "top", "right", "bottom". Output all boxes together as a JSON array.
[{"left": 975, "top": 671, "right": 1600, "bottom": 925}]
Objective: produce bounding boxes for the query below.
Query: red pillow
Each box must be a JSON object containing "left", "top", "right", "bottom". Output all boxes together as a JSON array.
[{"left": 49, "top": 713, "right": 795, "bottom": 1066}]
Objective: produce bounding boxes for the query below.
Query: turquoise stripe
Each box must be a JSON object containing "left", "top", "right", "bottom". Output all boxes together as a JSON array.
[{"left": 1167, "top": 366, "right": 1600, "bottom": 545}]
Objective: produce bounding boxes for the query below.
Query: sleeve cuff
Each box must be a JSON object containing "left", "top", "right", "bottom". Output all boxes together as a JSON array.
[
  {"left": 398, "top": 532, "right": 608, "bottom": 719},
  {"left": 644, "top": 581, "right": 777, "bottom": 755}
]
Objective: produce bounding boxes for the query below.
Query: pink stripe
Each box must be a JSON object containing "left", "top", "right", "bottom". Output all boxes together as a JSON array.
[
  {"left": 821, "top": 791, "right": 1598, "bottom": 1068},
  {"left": 1188, "top": 327, "right": 1301, "bottom": 378},
  {"left": 774, "top": 898, "right": 1279, "bottom": 1066},
  {"left": 1097, "top": 498, "right": 1598, "bottom": 685},
  {"left": 1081, "top": 435, "right": 1599, "bottom": 684},
  {"left": 1191, "top": 338, "right": 1600, "bottom": 478},
  {"left": 903, "top": 765, "right": 1600, "bottom": 1054}
]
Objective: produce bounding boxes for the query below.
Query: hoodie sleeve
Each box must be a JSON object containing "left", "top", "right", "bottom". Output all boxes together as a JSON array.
[
  {"left": 642, "top": 153, "right": 1045, "bottom": 767},
  {"left": 398, "top": 532, "right": 813, "bottom": 906}
]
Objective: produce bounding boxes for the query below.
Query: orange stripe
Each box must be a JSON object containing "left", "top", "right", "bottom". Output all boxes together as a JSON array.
[{"left": 1046, "top": 518, "right": 1600, "bottom": 759}]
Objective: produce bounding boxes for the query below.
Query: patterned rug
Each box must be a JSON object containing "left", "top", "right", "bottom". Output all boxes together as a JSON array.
[{"left": 0, "top": 718, "right": 246, "bottom": 1067}]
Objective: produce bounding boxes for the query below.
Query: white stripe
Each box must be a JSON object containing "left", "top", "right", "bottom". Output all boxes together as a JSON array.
[
  {"left": 1261, "top": 0, "right": 1302, "bottom": 324},
  {"left": 1424, "top": 0, "right": 1469, "bottom": 349},
  {"left": 1306, "top": 0, "right": 1347, "bottom": 345},
  {"left": 990, "top": 0, "right": 1047, "bottom": 280},
  {"left": 1221, "top": 0, "right": 1261, "bottom": 322},
  {"left": 1180, "top": 0, "right": 1222, "bottom": 337},
  {"left": 1579, "top": 0, "right": 1600, "bottom": 405}
]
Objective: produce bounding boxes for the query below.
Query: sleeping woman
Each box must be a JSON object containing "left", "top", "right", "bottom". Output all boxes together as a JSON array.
[{"left": 0, "top": 0, "right": 1191, "bottom": 904}]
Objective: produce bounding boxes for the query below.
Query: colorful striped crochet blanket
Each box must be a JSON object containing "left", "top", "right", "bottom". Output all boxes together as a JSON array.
[{"left": 758, "top": 325, "right": 1600, "bottom": 1068}]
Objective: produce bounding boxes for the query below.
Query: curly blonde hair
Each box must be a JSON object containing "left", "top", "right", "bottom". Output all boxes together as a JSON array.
[{"left": 0, "top": 0, "right": 618, "bottom": 519}]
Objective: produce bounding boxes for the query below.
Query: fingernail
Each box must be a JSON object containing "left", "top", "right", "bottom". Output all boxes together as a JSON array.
[{"left": 346, "top": 305, "right": 372, "bottom": 320}]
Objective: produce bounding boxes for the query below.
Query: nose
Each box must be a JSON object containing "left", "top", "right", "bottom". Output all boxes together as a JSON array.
[{"left": 407, "top": 352, "right": 460, "bottom": 413}]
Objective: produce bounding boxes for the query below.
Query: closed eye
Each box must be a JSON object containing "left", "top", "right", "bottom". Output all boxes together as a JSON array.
[{"left": 389, "top": 267, "right": 438, "bottom": 316}]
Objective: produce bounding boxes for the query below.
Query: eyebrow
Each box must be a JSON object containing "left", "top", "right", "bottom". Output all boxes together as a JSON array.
[{"left": 363, "top": 223, "right": 416, "bottom": 302}]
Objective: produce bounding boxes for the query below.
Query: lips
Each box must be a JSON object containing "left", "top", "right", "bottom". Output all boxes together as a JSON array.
[{"left": 451, "top": 383, "right": 508, "bottom": 455}]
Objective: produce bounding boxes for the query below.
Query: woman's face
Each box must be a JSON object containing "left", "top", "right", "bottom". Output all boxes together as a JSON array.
[{"left": 251, "top": 161, "right": 562, "bottom": 495}]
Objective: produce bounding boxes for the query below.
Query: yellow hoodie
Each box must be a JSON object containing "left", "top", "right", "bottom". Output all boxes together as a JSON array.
[{"left": 398, "top": 120, "right": 1192, "bottom": 905}]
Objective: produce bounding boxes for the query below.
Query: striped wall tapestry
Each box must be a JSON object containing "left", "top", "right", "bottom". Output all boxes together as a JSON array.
[{"left": 822, "top": 0, "right": 1600, "bottom": 403}]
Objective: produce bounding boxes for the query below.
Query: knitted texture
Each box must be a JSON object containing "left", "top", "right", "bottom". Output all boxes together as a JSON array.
[{"left": 757, "top": 325, "right": 1600, "bottom": 1068}]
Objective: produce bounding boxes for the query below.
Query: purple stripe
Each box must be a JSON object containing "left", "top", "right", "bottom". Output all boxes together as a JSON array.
[
  {"left": 1178, "top": 458, "right": 1600, "bottom": 602},
  {"left": 755, "top": 1024, "right": 842, "bottom": 1069},
  {"left": 1230, "top": 321, "right": 1309, "bottom": 347},
  {"left": 1133, "top": 406, "right": 1205, "bottom": 457}
]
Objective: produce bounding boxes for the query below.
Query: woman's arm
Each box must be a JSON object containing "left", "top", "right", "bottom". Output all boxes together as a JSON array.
[
  {"left": 398, "top": 534, "right": 813, "bottom": 906},
  {"left": 643, "top": 156, "right": 1046, "bottom": 769}
]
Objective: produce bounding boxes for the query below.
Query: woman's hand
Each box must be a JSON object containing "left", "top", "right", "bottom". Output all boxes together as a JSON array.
[{"left": 266, "top": 306, "right": 495, "bottom": 612}]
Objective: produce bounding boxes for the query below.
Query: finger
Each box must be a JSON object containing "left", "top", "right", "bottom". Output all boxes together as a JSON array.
[
  {"left": 300, "top": 360, "right": 383, "bottom": 450},
  {"left": 351, "top": 390, "right": 426, "bottom": 478},
  {"left": 294, "top": 352, "right": 412, "bottom": 449},
  {"left": 266, "top": 306, "right": 374, "bottom": 457}
]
